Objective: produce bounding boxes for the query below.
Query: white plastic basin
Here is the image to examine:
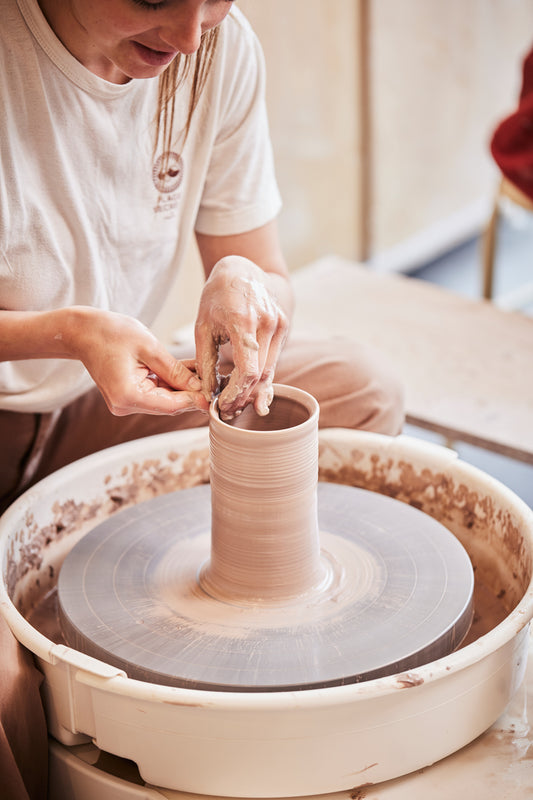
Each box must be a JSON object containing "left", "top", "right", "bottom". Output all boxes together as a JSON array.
[{"left": 0, "top": 428, "right": 532, "bottom": 797}]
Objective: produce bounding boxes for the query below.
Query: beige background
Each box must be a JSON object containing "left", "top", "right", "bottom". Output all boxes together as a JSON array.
[
  {"left": 370, "top": 0, "right": 533, "bottom": 254},
  {"left": 153, "top": 0, "right": 533, "bottom": 342}
]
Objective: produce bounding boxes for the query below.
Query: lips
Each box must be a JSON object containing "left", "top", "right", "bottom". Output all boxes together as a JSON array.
[{"left": 131, "top": 40, "right": 177, "bottom": 68}]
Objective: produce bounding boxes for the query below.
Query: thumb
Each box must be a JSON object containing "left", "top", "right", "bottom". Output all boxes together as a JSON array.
[{"left": 148, "top": 350, "right": 202, "bottom": 392}]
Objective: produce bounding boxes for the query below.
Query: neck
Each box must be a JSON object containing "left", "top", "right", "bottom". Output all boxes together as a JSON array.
[{"left": 37, "top": 0, "right": 130, "bottom": 84}]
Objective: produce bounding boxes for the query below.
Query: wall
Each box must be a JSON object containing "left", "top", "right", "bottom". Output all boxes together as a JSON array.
[
  {"left": 370, "top": 0, "right": 533, "bottom": 259},
  {"left": 238, "top": 0, "right": 362, "bottom": 269}
]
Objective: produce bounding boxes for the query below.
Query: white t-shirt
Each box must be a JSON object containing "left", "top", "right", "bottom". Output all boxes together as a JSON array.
[{"left": 0, "top": 0, "right": 282, "bottom": 413}]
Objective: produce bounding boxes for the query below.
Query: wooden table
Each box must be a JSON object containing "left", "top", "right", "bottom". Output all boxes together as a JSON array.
[{"left": 292, "top": 256, "right": 533, "bottom": 464}]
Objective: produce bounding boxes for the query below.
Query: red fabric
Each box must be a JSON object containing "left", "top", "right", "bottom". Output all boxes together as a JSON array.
[{"left": 491, "top": 46, "right": 533, "bottom": 201}]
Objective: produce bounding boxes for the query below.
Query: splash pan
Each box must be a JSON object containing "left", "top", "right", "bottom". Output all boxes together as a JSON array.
[{"left": 1, "top": 428, "right": 532, "bottom": 797}]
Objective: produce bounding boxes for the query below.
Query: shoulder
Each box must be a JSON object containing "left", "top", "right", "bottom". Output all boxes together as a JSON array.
[
  {"left": 222, "top": 6, "right": 259, "bottom": 46},
  {"left": 0, "top": 0, "right": 30, "bottom": 51},
  {"left": 216, "top": 6, "right": 264, "bottom": 72},
  {"left": 207, "top": 5, "right": 266, "bottom": 114},
  {"left": 0, "top": 0, "right": 43, "bottom": 98}
]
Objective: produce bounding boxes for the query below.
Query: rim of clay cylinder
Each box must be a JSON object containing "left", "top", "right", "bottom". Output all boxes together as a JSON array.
[{"left": 209, "top": 383, "right": 319, "bottom": 439}]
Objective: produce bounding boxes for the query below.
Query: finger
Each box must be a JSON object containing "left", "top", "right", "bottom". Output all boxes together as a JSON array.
[
  {"left": 253, "top": 316, "right": 288, "bottom": 416},
  {"left": 141, "top": 387, "right": 209, "bottom": 416},
  {"left": 110, "top": 384, "right": 209, "bottom": 416},
  {"left": 148, "top": 351, "right": 202, "bottom": 392},
  {"left": 102, "top": 357, "right": 209, "bottom": 415},
  {"left": 219, "top": 311, "right": 287, "bottom": 419},
  {"left": 253, "top": 380, "right": 274, "bottom": 417},
  {"left": 195, "top": 321, "right": 221, "bottom": 402},
  {"left": 180, "top": 358, "right": 199, "bottom": 373},
  {"left": 217, "top": 331, "right": 261, "bottom": 419}
]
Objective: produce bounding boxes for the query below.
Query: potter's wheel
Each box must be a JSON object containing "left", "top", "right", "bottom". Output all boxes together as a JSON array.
[
  {"left": 57, "top": 481, "right": 474, "bottom": 691},
  {"left": 2, "top": 416, "right": 533, "bottom": 797}
]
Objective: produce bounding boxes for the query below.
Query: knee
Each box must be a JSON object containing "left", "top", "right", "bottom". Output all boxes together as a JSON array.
[
  {"left": 356, "top": 362, "right": 405, "bottom": 435},
  {"left": 313, "top": 339, "right": 405, "bottom": 435}
]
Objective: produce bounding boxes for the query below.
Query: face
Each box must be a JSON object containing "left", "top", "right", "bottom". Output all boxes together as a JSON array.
[{"left": 40, "top": 0, "right": 234, "bottom": 83}]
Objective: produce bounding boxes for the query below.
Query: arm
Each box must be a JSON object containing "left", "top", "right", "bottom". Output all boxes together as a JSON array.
[
  {"left": 195, "top": 219, "right": 293, "bottom": 419},
  {"left": 0, "top": 307, "right": 209, "bottom": 416}
]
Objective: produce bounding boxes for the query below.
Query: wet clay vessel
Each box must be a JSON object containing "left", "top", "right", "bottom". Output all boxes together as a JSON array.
[{"left": 205, "top": 385, "right": 324, "bottom": 602}]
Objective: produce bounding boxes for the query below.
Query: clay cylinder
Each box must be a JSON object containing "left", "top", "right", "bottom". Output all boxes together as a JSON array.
[{"left": 202, "top": 384, "right": 324, "bottom": 603}]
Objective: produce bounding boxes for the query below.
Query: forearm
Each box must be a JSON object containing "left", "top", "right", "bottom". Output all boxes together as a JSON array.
[
  {"left": 0, "top": 307, "right": 89, "bottom": 361},
  {"left": 196, "top": 220, "right": 294, "bottom": 322},
  {"left": 0, "top": 306, "right": 138, "bottom": 364}
]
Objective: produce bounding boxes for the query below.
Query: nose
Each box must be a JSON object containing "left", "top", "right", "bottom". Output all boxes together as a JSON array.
[{"left": 161, "top": 14, "right": 203, "bottom": 56}]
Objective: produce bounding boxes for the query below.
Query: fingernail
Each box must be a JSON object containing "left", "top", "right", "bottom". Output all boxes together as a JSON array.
[{"left": 188, "top": 376, "right": 202, "bottom": 391}]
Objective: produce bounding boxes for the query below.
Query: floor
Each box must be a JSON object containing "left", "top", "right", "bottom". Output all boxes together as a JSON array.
[{"left": 406, "top": 207, "right": 533, "bottom": 508}]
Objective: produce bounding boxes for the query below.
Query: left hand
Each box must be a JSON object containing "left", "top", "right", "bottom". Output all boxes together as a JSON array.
[{"left": 194, "top": 255, "right": 289, "bottom": 419}]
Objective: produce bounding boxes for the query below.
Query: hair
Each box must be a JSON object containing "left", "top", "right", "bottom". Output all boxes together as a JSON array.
[{"left": 155, "top": 26, "right": 220, "bottom": 159}]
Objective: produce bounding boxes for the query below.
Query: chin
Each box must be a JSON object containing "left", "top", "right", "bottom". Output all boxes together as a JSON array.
[
  {"left": 128, "top": 65, "right": 168, "bottom": 80},
  {"left": 111, "top": 59, "right": 168, "bottom": 82}
]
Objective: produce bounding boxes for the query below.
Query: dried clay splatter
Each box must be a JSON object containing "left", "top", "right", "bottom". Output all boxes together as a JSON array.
[{"left": 9, "top": 448, "right": 209, "bottom": 614}]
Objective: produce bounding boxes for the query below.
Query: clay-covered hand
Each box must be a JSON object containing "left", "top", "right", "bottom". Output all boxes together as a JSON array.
[
  {"left": 69, "top": 308, "right": 209, "bottom": 416},
  {"left": 195, "top": 256, "right": 289, "bottom": 419}
]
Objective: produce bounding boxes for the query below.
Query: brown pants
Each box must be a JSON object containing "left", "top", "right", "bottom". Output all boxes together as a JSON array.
[{"left": 0, "top": 335, "right": 403, "bottom": 799}]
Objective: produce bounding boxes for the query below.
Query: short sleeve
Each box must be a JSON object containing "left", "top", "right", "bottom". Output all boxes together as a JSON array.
[{"left": 194, "top": 11, "right": 282, "bottom": 236}]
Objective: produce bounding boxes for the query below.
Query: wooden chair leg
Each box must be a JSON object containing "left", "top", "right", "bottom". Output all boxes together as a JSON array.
[{"left": 481, "top": 200, "right": 500, "bottom": 300}]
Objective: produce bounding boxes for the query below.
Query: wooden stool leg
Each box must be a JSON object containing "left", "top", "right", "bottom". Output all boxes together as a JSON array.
[{"left": 481, "top": 200, "right": 500, "bottom": 300}]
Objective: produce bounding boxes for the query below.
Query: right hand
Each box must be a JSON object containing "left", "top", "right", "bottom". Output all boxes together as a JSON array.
[
  {"left": 67, "top": 307, "right": 209, "bottom": 416},
  {"left": 195, "top": 256, "right": 289, "bottom": 419}
]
